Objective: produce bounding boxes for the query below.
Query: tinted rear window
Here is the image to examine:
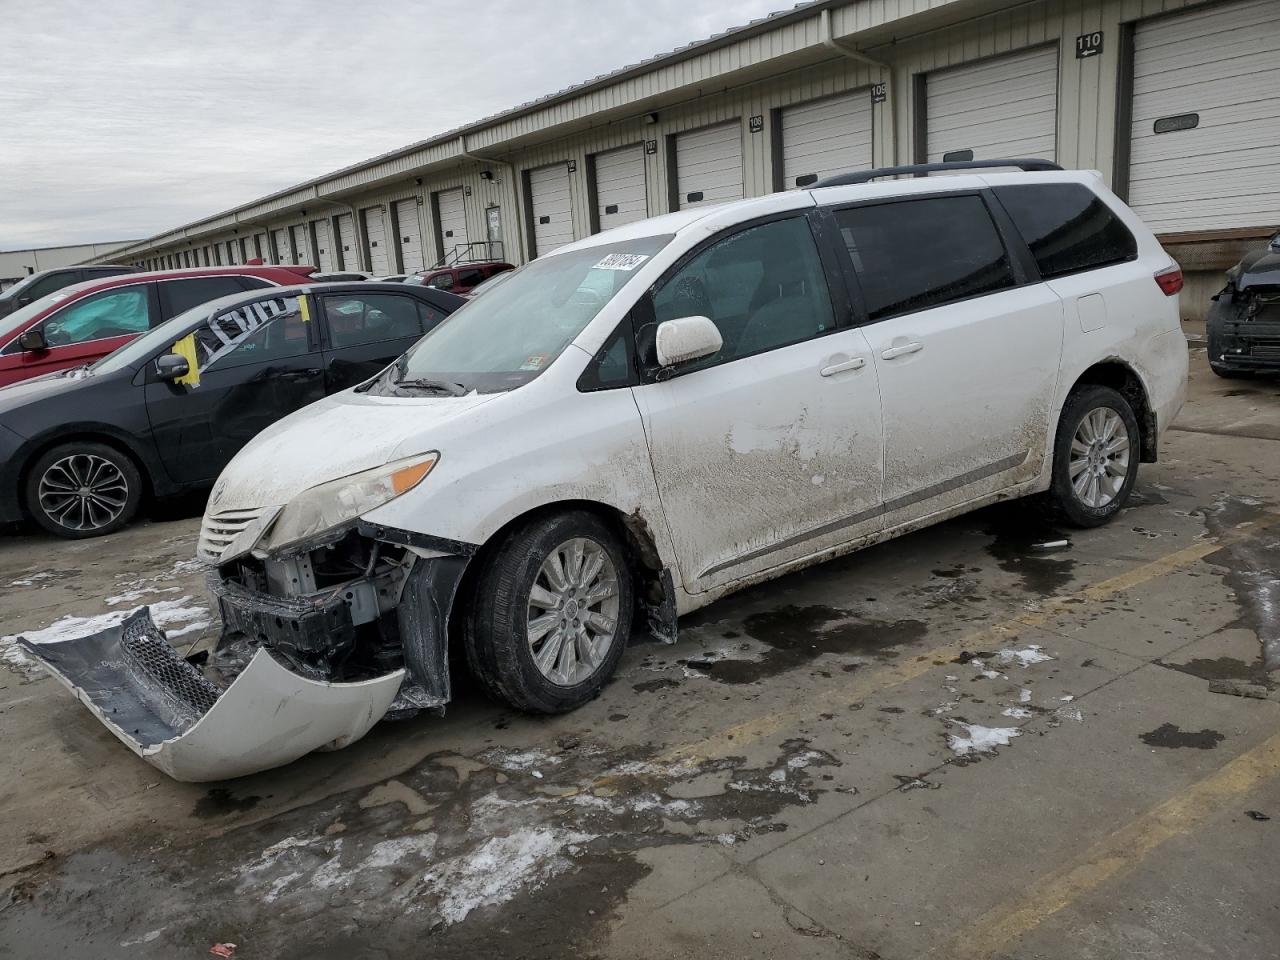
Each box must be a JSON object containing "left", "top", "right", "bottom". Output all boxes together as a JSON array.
[
  {"left": 993, "top": 183, "right": 1137, "bottom": 280},
  {"left": 834, "top": 195, "right": 1017, "bottom": 322}
]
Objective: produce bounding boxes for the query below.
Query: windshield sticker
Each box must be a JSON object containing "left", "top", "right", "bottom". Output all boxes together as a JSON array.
[
  {"left": 593, "top": 253, "right": 650, "bottom": 272},
  {"left": 520, "top": 353, "right": 550, "bottom": 371}
]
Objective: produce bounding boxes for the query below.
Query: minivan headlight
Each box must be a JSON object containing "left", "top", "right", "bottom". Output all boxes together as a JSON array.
[{"left": 265, "top": 454, "right": 438, "bottom": 551}]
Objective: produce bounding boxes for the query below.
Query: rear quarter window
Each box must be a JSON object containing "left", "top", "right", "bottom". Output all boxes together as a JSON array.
[{"left": 993, "top": 183, "right": 1137, "bottom": 281}]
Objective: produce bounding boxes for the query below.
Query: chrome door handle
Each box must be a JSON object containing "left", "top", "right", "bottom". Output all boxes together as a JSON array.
[
  {"left": 820, "top": 357, "right": 867, "bottom": 377},
  {"left": 881, "top": 341, "right": 923, "bottom": 360}
]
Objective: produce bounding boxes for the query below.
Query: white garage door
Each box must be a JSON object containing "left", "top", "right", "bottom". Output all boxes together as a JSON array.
[
  {"left": 593, "top": 145, "right": 648, "bottom": 232},
  {"left": 1128, "top": 0, "right": 1280, "bottom": 234},
  {"left": 925, "top": 46, "right": 1058, "bottom": 163},
  {"left": 271, "top": 228, "right": 290, "bottom": 263},
  {"left": 528, "top": 163, "right": 575, "bottom": 256},
  {"left": 436, "top": 188, "right": 469, "bottom": 262},
  {"left": 336, "top": 214, "right": 356, "bottom": 269},
  {"left": 311, "top": 220, "right": 334, "bottom": 271},
  {"left": 225, "top": 240, "right": 240, "bottom": 265},
  {"left": 292, "top": 224, "right": 311, "bottom": 265},
  {"left": 363, "top": 206, "right": 389, "bottom": 275},
  {"left": 394, "top": 198, "right": 426, "bottom": 272},
  {"left": 675, "top": 122, "right": 744, "bottom": 209},
  {"left": 781, "top": 91, "right": 874, "bottom": 189}
]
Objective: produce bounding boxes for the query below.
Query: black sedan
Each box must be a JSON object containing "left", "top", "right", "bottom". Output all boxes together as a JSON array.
[{"left": 0, "top": 282, "right": 463, "bottom": 538}]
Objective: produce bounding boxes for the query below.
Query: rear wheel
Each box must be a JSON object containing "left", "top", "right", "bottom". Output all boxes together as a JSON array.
[
  {"left": 465, "top": 511, "right": 632, "bottom": 714},
  {"left": 1045, "top": 385, "right": 1140, "bottom": 528},
  {"left": 24, "top": 441, "right": 142, "bottom": 539}
]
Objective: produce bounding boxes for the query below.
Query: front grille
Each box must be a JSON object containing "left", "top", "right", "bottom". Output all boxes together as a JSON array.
[
  {"left": 198, "top": 507, "right": 266, "bottom": 562},
  {"left": 119, "top": 609, "right": 219, "bottom": 726},
  {"left": 1252, "top": 343, "right": 1280, "bottom": 360}
]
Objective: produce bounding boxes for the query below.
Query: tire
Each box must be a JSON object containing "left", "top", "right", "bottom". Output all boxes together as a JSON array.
[
  {"left": 1045, "top": 385, "right": 1140, "bottom": 528},
  {"left": 23, "top": 441, "right": 143, "bottom": 539},
  {"left": 465, "top": 511, "right": 633, "bottom": 714}
]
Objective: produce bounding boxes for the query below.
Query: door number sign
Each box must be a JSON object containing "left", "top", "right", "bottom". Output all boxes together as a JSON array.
[{"left": 1076, "top": 31, "right": 1103, "bottom": 58}]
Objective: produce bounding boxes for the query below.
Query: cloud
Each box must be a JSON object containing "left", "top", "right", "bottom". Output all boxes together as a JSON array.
[{"left": 0, "top": 0, "right": 787, "bottom": 248}]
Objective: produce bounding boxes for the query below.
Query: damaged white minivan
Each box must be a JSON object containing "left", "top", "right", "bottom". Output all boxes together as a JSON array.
[{"left": 24, "top": 163, "right": 1188, "bottom": 780}]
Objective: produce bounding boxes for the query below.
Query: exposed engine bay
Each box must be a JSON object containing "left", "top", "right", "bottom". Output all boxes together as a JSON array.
[{"left": 1207, "top": 232, "right": 1280, "bottom": 375}]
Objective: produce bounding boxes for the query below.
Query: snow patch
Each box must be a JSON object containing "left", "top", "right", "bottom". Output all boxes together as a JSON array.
[
  {"left": 416, "top": 827, "right": 594, "bottom": 925},
  {"left": 1001, "top": 707, "right": 1032, "bottom": 719},
  {"left": 996, "top": 646, "right": 1053, "bottom": 667},
  {"left": 948, "top": 724, "right": 1021, "bottom": 756}
]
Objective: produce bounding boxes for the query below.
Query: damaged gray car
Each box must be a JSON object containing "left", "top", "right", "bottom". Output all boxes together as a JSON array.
[{"left": 1207, "top": 231, "right": 1280, "bottom": 378}]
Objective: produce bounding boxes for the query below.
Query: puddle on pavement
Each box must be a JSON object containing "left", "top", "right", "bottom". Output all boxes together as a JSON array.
[
  {"left": 681, "top": 604, "right": 926, "bottom": 684},
  {"left": 2, "top": 737, "right": 842, "bottom": 959},
  {"left": 1139, "top": 723, "right": 1225, "bottom": 750},
  {"left": 1201, "top": 495, "right": 1280, "bottom": 672},
  {"left": 979, "top": 505, "right": 1075, "bottom": 596}
]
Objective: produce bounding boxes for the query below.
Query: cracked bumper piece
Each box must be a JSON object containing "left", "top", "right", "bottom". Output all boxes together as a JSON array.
[{"left": 19, "top": 608, "right": 404, "bottom": 782}]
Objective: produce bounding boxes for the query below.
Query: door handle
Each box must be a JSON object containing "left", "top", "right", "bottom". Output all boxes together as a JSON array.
[
  {"left": 819, "top": 357, "right": 867, "bottom": 377},
  {"left": 881, "top": 341, "right": 923, "bottom": 360},
  {"left": 280, "top": 368, "right": 322, "bottom": 380}
]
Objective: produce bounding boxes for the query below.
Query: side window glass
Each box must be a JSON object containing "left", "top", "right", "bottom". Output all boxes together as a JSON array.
[
  {"left": 43, "top": 287, "right": 153, "bottom": 346},
  {"left": 427, "top": 273, "right": 454, "bottom": 290},
  {"left": 322, "top": 294, "right": 423, "bottom": 348},
  {"left": 834, "top": 196, "right": 1016, "bottom": 322},
  {"left": 25, "top": 272, "right": 75, "bottom": 300},
  {"left": 237, "top": 276, "right": 274, "bottom": 291},
  {"left": 173, "top": 296, "right": 311, "bottom": 377},
  {"left": 649, "top": 217, "right": 835, "bottom": 370},
  {"left": 993, "top": 183, "right": 1138, "bottom": 280},
  {"left": 458, "top": 268, "right": 484, "bottom": 286},
  {"left": 417, "top": 301, "right": 446, "bottom": 333},
  {"left": 158, "top": 277, "right": 249, "bottom": 319}
]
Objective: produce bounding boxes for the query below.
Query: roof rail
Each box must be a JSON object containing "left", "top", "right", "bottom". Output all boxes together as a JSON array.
[{"left": 813, "top": 158, "right": 1063, "bottom": 188}]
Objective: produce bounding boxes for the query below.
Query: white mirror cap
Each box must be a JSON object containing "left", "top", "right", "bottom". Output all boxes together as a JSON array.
[{"left": 655, "top": 315, "right": 723, "bottom": 367}]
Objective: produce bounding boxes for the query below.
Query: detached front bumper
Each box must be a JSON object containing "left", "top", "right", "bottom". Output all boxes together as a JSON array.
[{"left": 19, "top": 608, "right": 404, "bottom": 782}]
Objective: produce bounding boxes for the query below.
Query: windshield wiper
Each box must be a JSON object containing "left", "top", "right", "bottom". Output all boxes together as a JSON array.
[{"left": 394, "top": 377, "right": 467, "bottom": 396}]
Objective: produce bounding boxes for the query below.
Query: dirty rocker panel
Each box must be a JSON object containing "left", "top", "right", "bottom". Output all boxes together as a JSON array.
[{"left": 699, "top": 450, "right": 1031, "bottom": 580}]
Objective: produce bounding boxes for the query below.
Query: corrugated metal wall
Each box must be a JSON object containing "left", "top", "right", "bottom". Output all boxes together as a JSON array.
[{"left": 128, "top": 0, "right": 1240, "bottom": 268}]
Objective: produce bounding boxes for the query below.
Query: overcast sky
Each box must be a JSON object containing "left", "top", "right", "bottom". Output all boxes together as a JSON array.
[{"left": 0, "top": 0, "right": 785, "bottom": 250}]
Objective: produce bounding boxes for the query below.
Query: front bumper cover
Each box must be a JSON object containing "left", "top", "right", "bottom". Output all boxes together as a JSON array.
[{"left": 19, "top": 608, "right": 404, "bottom": 782}]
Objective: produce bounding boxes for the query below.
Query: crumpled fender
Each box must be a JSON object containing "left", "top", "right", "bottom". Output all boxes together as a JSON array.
[{"left": 20, "top": 608, "right": 404, "bottom": 782}]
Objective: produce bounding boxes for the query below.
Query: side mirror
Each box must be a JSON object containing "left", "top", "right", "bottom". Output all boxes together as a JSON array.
[
  {"left": 1269, "top": 233, "right": 1280, "bottom": 252},
  {"left": 16, "top": 328, "right": 46, "bottom": 352},
  {"left": 654, "top": 316, "right": 723, "bottom": 368},
  {"left": 16, "top": 296, "right": 31, "bottom": 307},
  {"left": 155, "top": 353, "right": 190, "bottom": 381}
]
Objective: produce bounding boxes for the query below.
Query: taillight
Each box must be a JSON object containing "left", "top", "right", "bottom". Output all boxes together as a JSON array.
[{"left": 1154, "top": 266, "right": 1183, "bottom": 296}]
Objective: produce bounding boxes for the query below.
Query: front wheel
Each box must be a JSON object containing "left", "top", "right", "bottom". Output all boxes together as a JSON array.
[
  {"left": 1045, "top": 385, "right": 1140, "bottom": 528},
  {"left": 465, "top": 511, "right": 633, "bottom": 714},
  {"left": 24, "top": 441, "right": 143, "bottom": 538}
]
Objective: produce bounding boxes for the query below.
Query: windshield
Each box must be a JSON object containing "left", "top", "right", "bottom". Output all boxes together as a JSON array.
[
  {"left": 0, "top": 290, "right": 75, "bottom": 346},
  {"left": 370, "top": 235, "right": 670, "bottom": 395}
]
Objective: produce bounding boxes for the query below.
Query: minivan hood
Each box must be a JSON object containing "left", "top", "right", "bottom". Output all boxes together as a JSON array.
[{"left": 208, "top": 389, "right": 498, "bottom": 513}]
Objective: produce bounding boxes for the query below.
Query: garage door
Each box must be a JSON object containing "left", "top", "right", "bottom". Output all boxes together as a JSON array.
[
  {"left": 292, "top": 224, "right": 311, "bottom": 265},
  {"left": 312, "top": 219, "right": 334, "bottom": 271},
  {"left": 593, "top": 144, "right": 648, "bottom": 232},
  {"left": 362, "top": 207, "right": 389, "bottom": 275},
  {"left": 225, "top": 240, "right": 240, "bottom": 265},
  {"left": 925, "top": 46, "right": 1058, "bottom": 163},
  {"left": 780, "top": 91, "right": 873, "bottom": 189},
  {"left": 336, "top": 214, "right": 356, "bottom": 269},
  {"left": 271, "top": 228, "right": 290, "bottom": 263},
  {"left": 394, "top": 198, "right": 426, "bottom": 272},
  {"left": 436, "top": 188, "right": 468, "bottom": 262},
  {"left": 675, "top": 122, "right": 744, "bottom": 209},
  {"left": 1128, "top": 0, "right": 1280, "bottom": 234},
  {"left": 528, "top": 162, "right": 575, "bottom": 256}
]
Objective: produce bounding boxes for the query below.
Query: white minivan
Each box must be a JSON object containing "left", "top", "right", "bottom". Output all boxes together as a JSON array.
[{"left": 25, "top": 164, "right": 1188, "bottom": 780}]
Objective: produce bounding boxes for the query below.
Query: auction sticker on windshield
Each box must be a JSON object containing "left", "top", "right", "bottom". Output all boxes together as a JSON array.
[{"left": 593, "top": 253, "right": 650, "bottom": 271}]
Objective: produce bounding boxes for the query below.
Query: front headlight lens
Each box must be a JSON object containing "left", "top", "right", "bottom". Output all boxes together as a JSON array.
[{"left": 265, "top": 453, "right": 438, "bottom": 551}]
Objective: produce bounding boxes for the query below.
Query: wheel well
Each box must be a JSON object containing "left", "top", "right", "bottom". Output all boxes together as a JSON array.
[
  {"left": 1069, "top": 361, "right": 1157, "bottom": 462},
  {"left": 449, "top": 499, "right": 671, "bottom": 649},
  {"left": 16, "top": 433, "right": 153, "bottom": 517}
]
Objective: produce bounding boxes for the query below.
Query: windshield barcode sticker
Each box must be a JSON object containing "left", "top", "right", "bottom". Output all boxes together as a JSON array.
[{"left": 593, "top": 253, "right": 650, "bottom": 271}]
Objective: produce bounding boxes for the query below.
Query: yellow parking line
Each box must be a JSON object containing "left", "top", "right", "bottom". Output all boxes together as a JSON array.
[
  {"left": 933, "top": 729, "right": 1280, "bottom": 959},
  {"left": 658, "top": 518, "right": 1275, "bottom": 767}
]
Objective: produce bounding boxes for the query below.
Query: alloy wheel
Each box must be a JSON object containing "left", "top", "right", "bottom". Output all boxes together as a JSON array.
[
  {"left": 37, "top": 454, "right": 130, "bottom": 533},
  {"left": 526, "top": 537, "right": 621, "bottom": 686},
  {"left": 1068, "top": 407, "right": 1131, "bottom": 509}
]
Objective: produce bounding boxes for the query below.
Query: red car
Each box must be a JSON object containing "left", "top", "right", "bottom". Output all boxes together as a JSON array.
[
  {"left": 0, "top": 265, "right": 316, "bottom": 388},
  {"left": 404, "top": 261, "right": 513, "bottom": 295}
]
